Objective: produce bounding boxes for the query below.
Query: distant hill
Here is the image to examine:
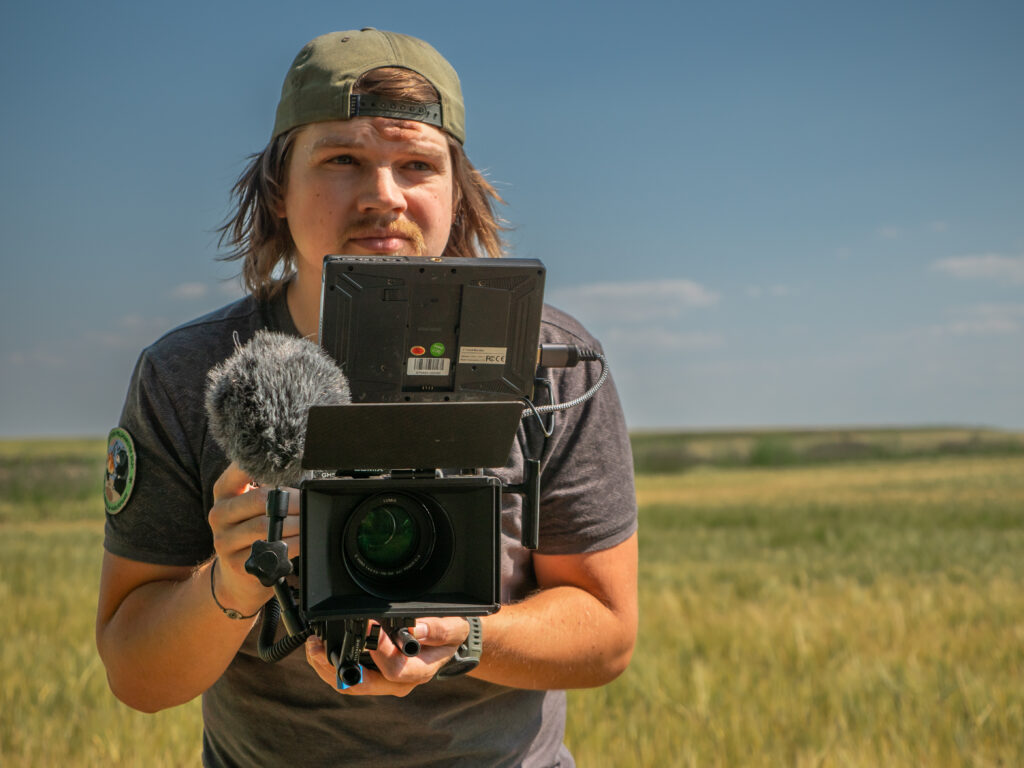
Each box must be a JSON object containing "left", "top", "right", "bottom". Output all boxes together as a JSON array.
[{"left": 630, "top": 426, "right": 1024, "bottom": 474}]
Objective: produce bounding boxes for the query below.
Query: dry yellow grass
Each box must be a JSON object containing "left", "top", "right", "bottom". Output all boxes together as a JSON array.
[
  {"left": 566, "top": 455, "right": 1024, "bottom": 767},
  {"left": 3, "top": 440, "right": 1023, "bottom": 766},
  {"left": 635, "top": 455, "right": 1024, "bottom": 509}
]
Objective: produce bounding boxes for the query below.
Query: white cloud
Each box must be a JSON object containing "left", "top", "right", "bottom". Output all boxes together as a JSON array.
[
  {"left": 550, "top": 279, "right": 719, "bottom": 324},
  {"left": 219, "top": 279, "right": 245, "bottom": 297},
  {"left": 171, "top": 282, "right": 209, "bottom": 300},
  {"left": 932, "top": 254, "right": 1024, "bottom": 284},
  {"left": 84, "top": 315, "right": 172, "bottom": 349},
  {"left": 562, "top": 279, "right": 719, "bottom": 306},
  {"left": 876, "top": 221, "right": 949, "bottom": 240},
  {"left": 5, "top": 349, "right": 67, "bottom": 369},
  {"left": 746, "top": 284, "right": 795, "bottom": 299},
  {"left": 945, "top": 304, "right": 1024, "bottom": 336},
  {"left": 605, "top": 327, "right": 724, "bottom": 350},
  {"left": 888, "top": 304, "right": 1024, "bottom": 341},
  {"left": 117, "top": 314, "right": 150, "bottom": 329}
]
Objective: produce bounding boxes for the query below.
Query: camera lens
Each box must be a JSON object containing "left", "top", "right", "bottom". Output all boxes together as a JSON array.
[
  {"left": 342, "top": 491, "right": 454, "bottom": 600},
  {"left": 355, "top": 503, "right": 419, "bottom": 570}
]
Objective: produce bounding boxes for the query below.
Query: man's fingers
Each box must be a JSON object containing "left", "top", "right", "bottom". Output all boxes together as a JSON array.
[
  {"left": 211, "top": 514, "right": 299, "bottom": 563},
  {"left": 209, "top": 491, "right": 263, "bottom": 527},
  {"left": 209, "top": 485, "right": 300, "bottom": 525},
  {"left": 305, "top": 635, "right": 333, "bottom": 677},
  {"left": 211, "top": 515, "right": 272, "bottom": 558},
  {"left": 304, "top": 632, "right": 441, "bottom": 697},
  {"left": 212, "top": 462, "right": 255, "bottom": 501}
]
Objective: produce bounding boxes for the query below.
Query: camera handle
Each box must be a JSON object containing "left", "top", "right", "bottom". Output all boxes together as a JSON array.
[
  {"left": 506, "top": 377, "right": 555, "bottom": 550},
  {"left": 504, "top": 458, "right": 542, "bottom": 550},
  {"left": 244, "top": 488, "right": 312, "bottom": 660}
]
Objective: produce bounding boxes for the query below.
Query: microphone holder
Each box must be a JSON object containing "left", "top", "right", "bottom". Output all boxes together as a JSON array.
[
  {"left": 246, "top": 489, "right": 291, "bottom": 583},
  {"left": 245, "top": 488, "right": 309, "bottom": 651}
]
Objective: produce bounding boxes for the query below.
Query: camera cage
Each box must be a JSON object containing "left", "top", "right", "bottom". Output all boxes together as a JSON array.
[{"left": 246, "top": 256, "right": 554, "bottom": 687}]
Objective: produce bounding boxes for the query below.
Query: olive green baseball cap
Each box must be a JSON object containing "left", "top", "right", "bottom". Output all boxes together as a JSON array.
[{"left": 272, "top": 28, "right": 465, "bottom": 144}]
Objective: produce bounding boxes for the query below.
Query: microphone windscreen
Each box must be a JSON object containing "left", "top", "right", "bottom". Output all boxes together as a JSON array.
[{"left": 205, "top": 330, "right": 351, "bottom": 487}]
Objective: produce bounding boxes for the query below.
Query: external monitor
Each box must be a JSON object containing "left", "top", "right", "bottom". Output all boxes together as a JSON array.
[{"left": 318, "top": 255, "right": 546, "bottom": 404}]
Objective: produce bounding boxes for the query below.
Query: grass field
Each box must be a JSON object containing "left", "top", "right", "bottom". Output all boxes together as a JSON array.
[{"left": 2, "top": 436, "right": 1024, "bottom": 766}]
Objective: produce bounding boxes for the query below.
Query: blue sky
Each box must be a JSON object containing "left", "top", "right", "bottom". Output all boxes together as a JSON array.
[{"left": 2, "top": 0, "right": 1022, "bottom": 436}]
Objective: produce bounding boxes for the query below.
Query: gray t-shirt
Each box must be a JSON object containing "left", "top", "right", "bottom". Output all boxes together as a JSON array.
[{"left": 105, "top": 289, "right": 637, "bottom": 768}]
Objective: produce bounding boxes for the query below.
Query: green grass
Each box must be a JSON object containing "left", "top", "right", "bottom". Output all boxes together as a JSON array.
[
  {"left": 0, "top": 438, "right": 107, "bottom": 522},
  {"left": 630, "top": 425, "right": 1024, "bottom": 473},
  {"left": 3, "top": 437, "right": 1024, "bottom": 766}
]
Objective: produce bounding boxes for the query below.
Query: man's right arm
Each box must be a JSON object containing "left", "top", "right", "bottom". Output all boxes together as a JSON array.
[{"left": 96, "top": 464, "right": 296, "bottom": 712}]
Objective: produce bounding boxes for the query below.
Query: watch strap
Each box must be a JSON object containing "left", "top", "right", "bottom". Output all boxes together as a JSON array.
[
  {"left": 435, "top": 616, "right": 482, "bottom": 679},
  {"left": 462, "top": 616, "right": 483, "bottom": 658}
]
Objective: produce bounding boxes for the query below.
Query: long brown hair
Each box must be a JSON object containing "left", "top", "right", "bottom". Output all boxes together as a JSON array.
[{"left": 218, "top": 68, "right": 507, "bottom": 299}]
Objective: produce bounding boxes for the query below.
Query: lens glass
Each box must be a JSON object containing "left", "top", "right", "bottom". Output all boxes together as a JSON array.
[{"left": 355, "top": 503, "right": 419, "bottom": 570}]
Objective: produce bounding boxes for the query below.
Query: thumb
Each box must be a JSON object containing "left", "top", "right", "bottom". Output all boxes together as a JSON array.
[{"left": 413, "top": 617, "right": 471, "bottom": 647}]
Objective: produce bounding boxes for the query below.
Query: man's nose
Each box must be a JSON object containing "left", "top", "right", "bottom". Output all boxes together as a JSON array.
[{"left": 358, "top": 166, "right": 407, "bottom": 214}]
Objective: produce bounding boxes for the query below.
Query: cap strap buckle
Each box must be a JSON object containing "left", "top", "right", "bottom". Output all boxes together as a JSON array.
[{"left": 349, "top": 94, "right": 443, "bottom": 129}]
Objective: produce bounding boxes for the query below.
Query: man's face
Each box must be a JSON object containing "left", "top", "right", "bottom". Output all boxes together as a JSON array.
[{"left": 281, "top": 117, "right": 455, "bottom": 274}]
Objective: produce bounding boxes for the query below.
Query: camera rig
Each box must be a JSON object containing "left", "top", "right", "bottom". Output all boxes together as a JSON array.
[{"left": 242, "top": 256, "right": 607, "bottom": 687}]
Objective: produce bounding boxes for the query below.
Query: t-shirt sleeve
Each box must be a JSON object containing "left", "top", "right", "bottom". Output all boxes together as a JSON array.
[
  {"left": 103, "top": 349, "right": 214, "bottom": 566},
  {"left": 535, "top": 338, "right": 638, "bottom": 555}
]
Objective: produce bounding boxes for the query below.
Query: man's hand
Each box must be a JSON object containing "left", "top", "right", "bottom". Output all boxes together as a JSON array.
[
  {"left": 304, "top": 617, "right": 471, "bottom": 697},
  {"left": 96, "top": 462, "right": 302, "bottom": 713},
  {"left": 303, "top": 534, "right": 638, "bottom": 696},
  {"left": 208, "top": 462, "right": 301, "bottom": 617}
]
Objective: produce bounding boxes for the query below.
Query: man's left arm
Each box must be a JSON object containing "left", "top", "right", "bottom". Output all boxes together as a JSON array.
[
  {"left": 470, "top": 531, "right": 638, "bottom": 689},
  {"left": 304, "top": 532, "right": 638, "bottom": 695}
]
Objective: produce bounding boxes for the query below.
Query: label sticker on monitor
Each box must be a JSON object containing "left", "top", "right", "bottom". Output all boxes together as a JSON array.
[
  {"left": 458, "top": 347, "right": 507, "bottom": 365},
  {"left": 408, "top": 357, "right": 451, "bottom": 376}
]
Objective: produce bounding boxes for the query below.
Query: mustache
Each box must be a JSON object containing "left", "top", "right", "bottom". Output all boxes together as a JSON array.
[{"left": 341, "top": 216, "right": 426, "bottom": 254}]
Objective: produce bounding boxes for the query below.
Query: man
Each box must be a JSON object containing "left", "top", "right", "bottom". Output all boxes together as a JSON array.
[{"left": 97, "top": 29, "right": 637, "bottom": 767}]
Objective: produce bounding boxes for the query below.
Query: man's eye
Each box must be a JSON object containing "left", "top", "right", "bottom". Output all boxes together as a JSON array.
[
  {"left": 328, "top": 154, "right": 355, "bottom": 165},
  {"left": 407, "top": 161, "right": 433, "bottom": 172}
]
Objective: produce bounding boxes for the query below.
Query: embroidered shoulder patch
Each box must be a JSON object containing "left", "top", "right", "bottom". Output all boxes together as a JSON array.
[{"left": 104, "top": 427, "right": 137, "bottom": 515}]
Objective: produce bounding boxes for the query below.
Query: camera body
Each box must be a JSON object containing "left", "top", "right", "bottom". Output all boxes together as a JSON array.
[{"left": 300, "top": 474, "right": 501, "bottom": 620}]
